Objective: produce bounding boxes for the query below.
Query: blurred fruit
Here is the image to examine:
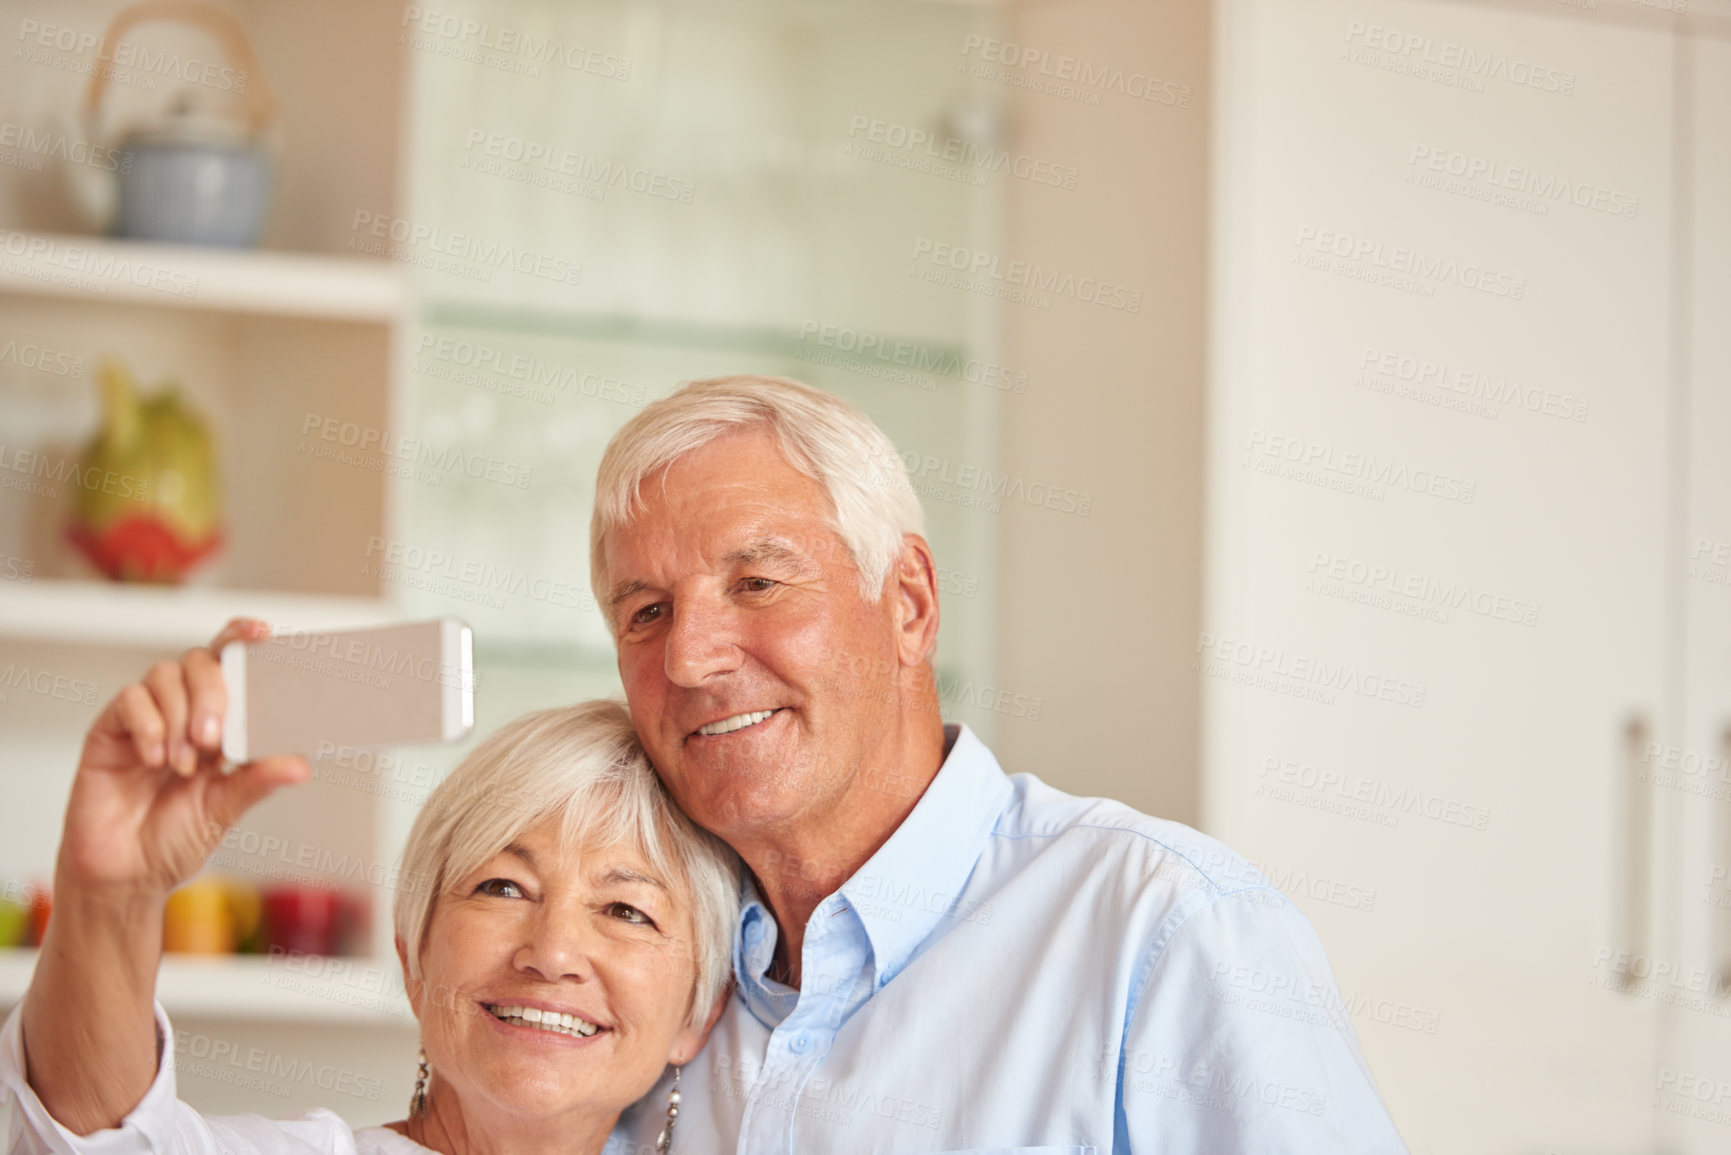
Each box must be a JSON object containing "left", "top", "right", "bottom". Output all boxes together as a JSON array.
[
  {"left": 262, "top": 885, "right": 342, "bottom": 956},
  {"left": 66, "top": 360, "right": 223, "bottom": 583},
  {"left": 227, "top": 878, "right": 264, "bottom": 953},
  {"left": 26, "top": 883, "right": 52, "bottom": 947},
  {"left": 163, "top": 877, "right": 234, "bottom": 953},
  {"left": 0, "top": 888, "right": 29, "bottom": 948}
]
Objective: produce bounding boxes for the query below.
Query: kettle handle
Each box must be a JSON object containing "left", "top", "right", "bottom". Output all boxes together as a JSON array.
[{"left": 80, "top": 1, "right": 278, "bottom": 137}]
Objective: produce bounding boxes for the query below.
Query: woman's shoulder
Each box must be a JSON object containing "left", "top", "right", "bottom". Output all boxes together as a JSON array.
[
  {"left": 199, "top": 1109, "right": 432, "bottom": 1155},
  {"left": 353, "top": 1123, "right": 435, "bottom": 1155}
]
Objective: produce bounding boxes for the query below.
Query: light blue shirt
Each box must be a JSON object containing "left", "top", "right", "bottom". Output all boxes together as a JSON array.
[{"left": 610, "top": 725, "right": 1407, "bottom": 1154}]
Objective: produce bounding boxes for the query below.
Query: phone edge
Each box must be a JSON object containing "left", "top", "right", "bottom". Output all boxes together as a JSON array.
[
  {"left": 441, "top": 617, "right": 475, "bottom": 743},
  {"left": 220, "top": 641, "right": 247, "bottom": 763}
]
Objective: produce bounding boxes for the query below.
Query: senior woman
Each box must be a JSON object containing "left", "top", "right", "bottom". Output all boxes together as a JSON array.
[{"left": 0, "top": 619, "right": 741, "bottom": 1155}]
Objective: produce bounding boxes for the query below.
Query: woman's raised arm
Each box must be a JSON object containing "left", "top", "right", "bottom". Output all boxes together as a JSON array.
[{"left": 19, "top": 617, "right": 310, "bottom": 1134}]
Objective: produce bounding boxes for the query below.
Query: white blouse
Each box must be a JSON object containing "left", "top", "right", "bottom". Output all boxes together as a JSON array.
[{"left": 0, "top": 1002, "right": 430, "bottom": 1155}]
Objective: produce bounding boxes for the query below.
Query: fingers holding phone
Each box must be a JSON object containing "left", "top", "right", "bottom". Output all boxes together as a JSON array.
[
  {"left": 59, "top": 616, "right": 473, "bottom": 899},
  {"left": 62, "top": 621, "right": 309, "bottom": 899}
]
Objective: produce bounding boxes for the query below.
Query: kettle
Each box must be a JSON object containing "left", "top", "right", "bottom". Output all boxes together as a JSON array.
[{"left": 73, "top": 1, "right": 278, "bottom": 247}]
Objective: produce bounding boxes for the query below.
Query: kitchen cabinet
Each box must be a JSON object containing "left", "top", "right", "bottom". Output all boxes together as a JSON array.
[{"left": 1207, "top": 0, "right": 1729, "bottom": 1150}]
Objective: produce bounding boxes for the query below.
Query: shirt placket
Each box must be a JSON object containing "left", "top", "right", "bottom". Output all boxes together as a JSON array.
[{"left": 737, "top": 897, "right": 871, "bottom": 1155}]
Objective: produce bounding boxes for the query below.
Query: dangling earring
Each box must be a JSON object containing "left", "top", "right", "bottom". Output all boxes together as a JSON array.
[
  {"left": 411, "top": 1047, "right": 430, "bottom": 1116},
  {"left": 654, "top": 1065, "right": 682, "bottom": 1153}
]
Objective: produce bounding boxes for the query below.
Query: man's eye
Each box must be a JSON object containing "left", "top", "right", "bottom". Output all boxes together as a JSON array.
[
  {"left": 631, "top": 603, "right": 664, "bottom": 625},
  {"left": 607, "top": 902, "right": 655, "bottom": 927},
  {"left": 476, "top": 878, "right": 524, "bottom": 898},
  {"left": 740, "top": 577, "right": 775, "bottom": 593}
]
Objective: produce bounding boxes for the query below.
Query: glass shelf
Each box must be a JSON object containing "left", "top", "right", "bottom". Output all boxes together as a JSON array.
[{"left": 423, "top": 299, "right": 971, "bottom": 369}]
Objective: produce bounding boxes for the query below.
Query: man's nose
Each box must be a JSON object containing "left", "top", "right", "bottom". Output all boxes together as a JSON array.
[{"left": 663, "top": 598, "right": 743, "bottom": 686}]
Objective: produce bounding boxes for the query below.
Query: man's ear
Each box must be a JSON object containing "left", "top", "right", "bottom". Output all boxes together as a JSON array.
[
  {"left": 668, "top": 975, "right": 734, "bottom": 1066},
  {"left": 891, "top": 533, "right": 940, "bottom": 669}
]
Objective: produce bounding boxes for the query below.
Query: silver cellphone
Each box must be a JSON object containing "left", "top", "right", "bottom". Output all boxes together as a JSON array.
[{"left": 221, "top": 618, "right": 474, "bottom": 762}]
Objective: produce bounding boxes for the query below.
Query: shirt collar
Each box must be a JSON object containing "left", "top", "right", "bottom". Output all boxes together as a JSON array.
[
  {"left": 839, "top": 723, "right": 1012, "bottom": 985},
  {"left": 732, "top": 724, "right": 1013, "bottom": 1022}
]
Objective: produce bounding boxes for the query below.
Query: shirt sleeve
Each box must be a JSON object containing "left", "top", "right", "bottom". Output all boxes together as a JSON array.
[
  {"left": 1, "top": 1000, "right": 361, "bottom": 1155},
  {"left": 1114, "top": 887, "right": 1410, "bottom": 1154}
]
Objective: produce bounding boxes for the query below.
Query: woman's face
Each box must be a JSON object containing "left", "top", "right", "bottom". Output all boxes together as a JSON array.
[{"left": 404, "top": 817, "right": 710, "bottom": 1125}]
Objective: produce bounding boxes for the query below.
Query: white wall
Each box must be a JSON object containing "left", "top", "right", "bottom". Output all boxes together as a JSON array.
[{"left": 995, "top": 0, "right": 1211, "bottom": 826}]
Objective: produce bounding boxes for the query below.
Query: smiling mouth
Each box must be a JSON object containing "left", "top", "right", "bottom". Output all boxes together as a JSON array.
[
  {"left": 485, "top": 1004, "right": 602, "bottom": 1038},
  {"left": 695, "top": 708, "right": 783, "bottom": 737}
]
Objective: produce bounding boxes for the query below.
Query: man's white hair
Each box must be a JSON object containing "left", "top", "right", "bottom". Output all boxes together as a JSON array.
[
  {"left": 589, "top": 374, "right": 925, "bottom": 616},
  {"left": 393, "top": 699, "right": 741, "bottom": 1029}
]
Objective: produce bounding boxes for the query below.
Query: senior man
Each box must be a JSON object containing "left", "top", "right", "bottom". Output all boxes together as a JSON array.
[{"left": 596, "top": 375, "right": 1406, "bottom": 1153}]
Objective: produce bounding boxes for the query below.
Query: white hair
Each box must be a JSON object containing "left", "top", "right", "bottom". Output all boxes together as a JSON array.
[
  {"left": 589, "top": 375, "right": 925, "bottom": 617},
  {"left": 392, "top": 699, "right": 741, "bottom": 1028}
]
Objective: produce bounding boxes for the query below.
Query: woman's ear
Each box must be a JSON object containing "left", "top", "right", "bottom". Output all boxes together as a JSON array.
[
  {"left": 396, "top": 935, "right": 424, "bottom": 1017},
  {"left": 667, "top": 975, "right": 733, "bottom": 1065}
]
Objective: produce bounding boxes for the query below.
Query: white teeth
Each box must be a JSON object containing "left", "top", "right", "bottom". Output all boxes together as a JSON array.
[
  {"left": 488, "top": 1005, "right": 600, "bottom": 1037},
  {"left": 699, "top": 709, "right": 776, "bottom": 736}
]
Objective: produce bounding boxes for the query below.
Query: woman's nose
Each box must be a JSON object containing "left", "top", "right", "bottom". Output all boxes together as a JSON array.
[{"left": 512, "top": 901, "right": 600, "bottom": 982}]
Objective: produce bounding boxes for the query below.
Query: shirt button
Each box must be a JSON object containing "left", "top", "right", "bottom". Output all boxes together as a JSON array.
[
  {"left": 744, "top": 921, "right": 763, "bottom": 944},
  {"left": 790, "top": 1032, "right": 812, "bottom": 1053}
]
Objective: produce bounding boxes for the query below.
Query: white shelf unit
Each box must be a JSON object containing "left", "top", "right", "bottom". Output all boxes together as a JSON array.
[
  {"left": 0, "top": 0, "right": 426, "bottom": 1118},
  {"left": 0, "top": 249, "right": 415, "bottom": 1028}
]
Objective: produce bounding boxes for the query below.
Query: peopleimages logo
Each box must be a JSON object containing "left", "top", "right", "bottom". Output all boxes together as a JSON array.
[
  {"left": 347, "top": 212, "right": 582, "bottom": 287},
  {"left": 1243, "top": 428, "right": 1477, "bottom": 505},
  {"left": 910, "top": 238, "right": 1143, "bottom": 312},
  {"left": 1293, "top": 227, "right": 1526, "bottom": 300},
  {"left": 959, "top": 35, "right": 1192, "bottom": 108},
  {"left": 1356, "top": 346, "right": 1589, "bottom": 423},
  {"left": 797, "top": 320, "right": 1028, "bottom": 394},
  {"left": 16, "top": 18, "right": 250, "bottom": 92},
  {"left": 845, "top": 116, "right": 1079, "bottom": 189},
  {"left": 0, "top": 229, "right": 200, "bottom": 298},
  {"left": 399, "top": 8, "right": 632, "bottom": 80},
  {"left": 1407, "top": 145, "right": 1639, "bottom": 219},
  {"left": 1343, "top": 20, "right": 1577, "bottom": 95},
  {"left": 0, "top": 120, "right": 130, "bottom": 173},
  {"left": 1195, "top": 632, "right": 1427, "bottom": 710}
]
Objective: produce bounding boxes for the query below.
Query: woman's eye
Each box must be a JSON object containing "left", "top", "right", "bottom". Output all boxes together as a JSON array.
[
  {"left": 476, "top": 878, "right": 524, "bottom": 898},
  {"left": 607, "top": 902, "right": 654, "bottom": 927}
]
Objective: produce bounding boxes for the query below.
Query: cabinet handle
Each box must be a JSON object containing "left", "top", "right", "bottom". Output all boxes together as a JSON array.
[
  {"left": 1616, "top": 715, "right": 1653, "bottom": 991},
  {"left": 1716, "top": 725, "right": 1731, "bottom": 991}
]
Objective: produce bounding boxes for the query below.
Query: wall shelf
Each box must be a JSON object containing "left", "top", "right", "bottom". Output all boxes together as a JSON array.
[
  {"left": 0, "top": 581, "right": 398, "bottom": 649},
  {"left": 0, "top": 949, "right": 413, "bottom": 1025},
  {"left": 0, "top": 234, "right": 407, "bottom": 323}
]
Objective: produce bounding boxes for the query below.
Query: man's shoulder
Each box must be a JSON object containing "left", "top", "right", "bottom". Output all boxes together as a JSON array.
[{"left": 989, "top": 770, "right": 1279, "bottom": 905}]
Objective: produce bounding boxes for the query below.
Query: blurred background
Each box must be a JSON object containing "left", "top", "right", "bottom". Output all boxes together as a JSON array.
[{"left": 0, "top": 0, "right": 1724, "bottom": 1150}]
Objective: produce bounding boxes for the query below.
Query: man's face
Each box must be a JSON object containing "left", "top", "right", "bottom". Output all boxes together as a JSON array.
[{"left": 602, "top": 429, "right": 909, "bottom": 848}]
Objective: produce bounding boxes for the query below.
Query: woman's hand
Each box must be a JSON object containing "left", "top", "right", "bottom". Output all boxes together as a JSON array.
[{"left": 57, "top": 615, "right": 310, "bottom": 898}]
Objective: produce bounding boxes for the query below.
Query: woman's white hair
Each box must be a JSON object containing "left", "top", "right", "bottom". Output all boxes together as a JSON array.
[
  {"left": 589, "top": 375, "right": 925, "bottom": 616},
  {"left": 392, "top": 699, "right": 741, "bottom": 1028}
]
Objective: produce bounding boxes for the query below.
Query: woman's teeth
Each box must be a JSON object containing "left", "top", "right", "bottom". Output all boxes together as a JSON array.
[
  {"left": 699, "top": 709, "right": 777, "bottom": 736},
  {"left": 488, "top": 1005, "right": 600, "bottom": 1037}
]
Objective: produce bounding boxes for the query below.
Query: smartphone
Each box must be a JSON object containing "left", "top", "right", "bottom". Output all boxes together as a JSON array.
[{"left": 221, "top": 618, "right": 474, "bottom": 762}]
